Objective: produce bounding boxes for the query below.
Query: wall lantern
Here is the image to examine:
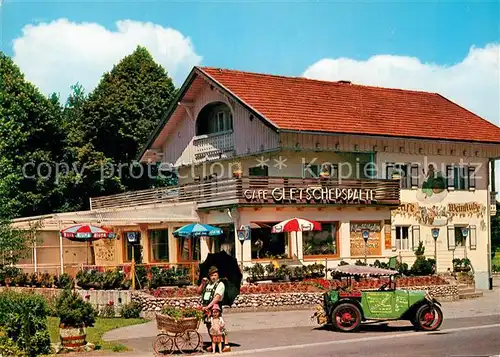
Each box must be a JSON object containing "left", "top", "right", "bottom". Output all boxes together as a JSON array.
[
  {"left": 362, "top": 229, "right": 370, "bottom": 243},
  {"left": 431, "top": 228, "right": 440, "bottom": 241}
]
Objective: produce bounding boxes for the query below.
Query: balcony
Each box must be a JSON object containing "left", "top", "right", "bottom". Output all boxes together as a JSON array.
[
  {"left": 193, "top": 131, "right": 234, "bottom": 162},
  {"left": 90, "top": 176, "right": 401, "bottom": 211}
]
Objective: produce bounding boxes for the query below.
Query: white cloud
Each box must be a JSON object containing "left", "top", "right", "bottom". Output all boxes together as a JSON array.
[
  {"left": 303, "top": 44, "right": 500, "bottom": 199},
  {"left": 303, "top": 44, "right": 500, "bottom": 125},
  {"left": 12, "top": 19, "right": 202, "bottom": 101}
]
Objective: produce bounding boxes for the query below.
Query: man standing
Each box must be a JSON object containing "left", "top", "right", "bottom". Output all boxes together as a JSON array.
[{"left": 197, "top": 266, "right": 231, "bottom": 352}]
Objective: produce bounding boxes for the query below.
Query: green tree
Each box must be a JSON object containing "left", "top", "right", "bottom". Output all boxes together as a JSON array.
[
  {"left": 492, "top": 202, "right": 500, "bottom": 252},
  {"left": 0, "top": 219, "right": 40, "bottom": 266},
  {"left": 0, "top": 52, "right": 66, "bottom": 218},
  {"left": 66, "top": 46, "right": 177, "bottom": 210}
]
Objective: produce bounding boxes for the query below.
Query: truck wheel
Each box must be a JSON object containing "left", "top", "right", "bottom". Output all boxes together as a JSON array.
[
  {"left": 414, "top": 304, "right": 443, "bottom": 331},
  {"left": 331, "top": 303, "right": 362, "bottom": 332}
]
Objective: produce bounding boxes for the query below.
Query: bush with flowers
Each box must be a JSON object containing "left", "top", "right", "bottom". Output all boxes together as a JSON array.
[{"left": 161, "top": 305, "right": 204, "bottom": 321}]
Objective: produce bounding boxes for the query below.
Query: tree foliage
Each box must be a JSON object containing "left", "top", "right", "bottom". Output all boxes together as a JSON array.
[
  {"left": 1, "top": 47, "right": 178, "bottom": 217},
  {"left": 492, "top": 201, "right": 500, "bottom": 251},
  {"left": 63, "top": 46, "right": 178, "bottom": 210},
  {"left": 0, "top": 52, "right": 66, "bottom": 218},
  {"left": 0, "top": 219, "right": 41, "bottom": 265}
]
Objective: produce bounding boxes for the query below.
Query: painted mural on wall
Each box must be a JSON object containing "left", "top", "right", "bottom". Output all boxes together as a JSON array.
[
  {"left": 416, "top": 164, "right": 448, "bottom": 204},
  {"left": 350, "top": 222, "right": 382, "bottom": 257},
  {"left": 392, "top": 202, "right": 486, "bottom": 229},
  {"left": 93, "top": 238, "right": 116, "bottom": 264}
]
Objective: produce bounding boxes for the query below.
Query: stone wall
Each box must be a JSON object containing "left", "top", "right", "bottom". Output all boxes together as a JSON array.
[
  {"left": 0, "top": 287, "right": 132, "bottom": 316},
  {"left": 133, "top": 283, "right": 458, "bottom": 319}
]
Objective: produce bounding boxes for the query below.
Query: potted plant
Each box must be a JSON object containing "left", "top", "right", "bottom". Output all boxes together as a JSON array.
[{"left": 54, "top": 289, "right": 96, "bottom": 348}]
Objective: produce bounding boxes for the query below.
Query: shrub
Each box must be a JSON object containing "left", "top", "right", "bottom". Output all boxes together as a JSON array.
[
  {"left": 410, "top": 242, "right": 435, "bottom": 276},
  {"left": 55, "top": 273, "right": 74, "bottom": 289},
  {"left": 0, "top": 290, "right": 51, "bottom": 356},
  {"left": 54, "top": 289, "right": 96, "bottom": 328},
  {"left": 0, "top": 328, "right": 26, "bottom": 357},
  {"left": 134, "top": 266, "right": 149, "bottom": 289},
  {"left": 120, "top": 301, "right": 141, "bottom": 319}
]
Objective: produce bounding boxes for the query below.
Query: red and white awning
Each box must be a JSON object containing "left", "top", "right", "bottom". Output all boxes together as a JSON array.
[{"left": 271, "top": 217, "right": 322, "bottom": 233}]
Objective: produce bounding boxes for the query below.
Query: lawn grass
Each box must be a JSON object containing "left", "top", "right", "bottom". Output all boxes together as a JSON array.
[{"left": 47, "top": 317, "right": 146, "bottom": 351}]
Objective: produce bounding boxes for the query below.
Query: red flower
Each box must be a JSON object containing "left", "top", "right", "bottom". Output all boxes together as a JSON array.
[
  {"left": 85, "top": 294, "right": 90, "bottom": 300},
  {"left": 108, "top": 300, "right": 114, "bottom": 306}
]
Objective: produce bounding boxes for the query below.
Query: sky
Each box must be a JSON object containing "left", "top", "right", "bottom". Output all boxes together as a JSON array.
[{"left": 1, "top": 0, "right": 500, "bottom": 193}]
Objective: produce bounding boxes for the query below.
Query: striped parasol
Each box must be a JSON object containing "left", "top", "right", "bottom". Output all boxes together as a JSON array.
[
  {"left": 60, "top": 224, "right": 116, "bottom": 242},
  {"left": 271, "top": 217, "right": 322, "bottom": 233}
]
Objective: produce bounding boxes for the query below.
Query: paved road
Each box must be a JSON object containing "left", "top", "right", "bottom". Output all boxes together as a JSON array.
[
  {"left": 89, "top": 287, "right": 500, "bottom": 356},
  {"left": 229, "top": 324, "right": 500, "bottom": 357},
  {"left": 99, "top": 315, "right": 500, "bottom": 356}
]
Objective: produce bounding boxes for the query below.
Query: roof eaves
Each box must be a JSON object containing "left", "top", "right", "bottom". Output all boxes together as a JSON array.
[
  {"left": 195, "top": 67, "right": 280, "bottom": 132},
  {"left": 136, "top": 68, "right": 199, "bottom": 162},
  {"left": 278, "top": 128, "right": 500, "bottom": 145}
]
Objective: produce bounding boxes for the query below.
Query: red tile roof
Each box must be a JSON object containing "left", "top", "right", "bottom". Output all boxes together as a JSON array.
[{"left": 198, "top": 67, "right": 500, "bottom": 144}]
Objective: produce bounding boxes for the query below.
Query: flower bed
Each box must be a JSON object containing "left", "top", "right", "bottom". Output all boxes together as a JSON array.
[
  {"left": 133, "top": 281, "right": 458, "bottom": 316},
  {"left": 0, "top": 265, "right": 194, "bottom": 290},
  {"left": 148, "top": 276, "right": 449, "bottom": 299}
]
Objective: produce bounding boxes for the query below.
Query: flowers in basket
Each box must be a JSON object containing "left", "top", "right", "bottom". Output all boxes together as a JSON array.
[{"left": 161, "top": 305, "right": 204, "bottom": 321}]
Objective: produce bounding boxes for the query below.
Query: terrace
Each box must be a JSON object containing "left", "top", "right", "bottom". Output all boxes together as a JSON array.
[{"left": 89, "top": 176, "right": 401, "bottom": 210}]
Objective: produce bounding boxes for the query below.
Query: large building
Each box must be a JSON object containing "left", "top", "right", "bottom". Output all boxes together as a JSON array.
[{"left": 13, "top": 67, "right": 500, "bottom": 289}]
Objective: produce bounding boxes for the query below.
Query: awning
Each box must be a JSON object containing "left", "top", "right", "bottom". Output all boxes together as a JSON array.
[{"left": 12, "top": 202, "right": 200, "bottom": 230}]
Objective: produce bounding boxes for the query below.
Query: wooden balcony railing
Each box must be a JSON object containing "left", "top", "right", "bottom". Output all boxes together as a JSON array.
[
  {"left": 193, "top": 131, "right": 234, "bottom": 162},
  {"left": 90, "top": 176, "right": 401, "bottom": 210}
]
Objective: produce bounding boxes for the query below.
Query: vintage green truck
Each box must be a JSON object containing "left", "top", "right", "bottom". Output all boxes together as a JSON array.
[{"left": 313, "top": 265, "right": 443, "bottom": 332}]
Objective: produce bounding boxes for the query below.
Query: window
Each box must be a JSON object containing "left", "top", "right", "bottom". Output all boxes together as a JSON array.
[
  {"left": 454, "top": 226, "right": 467, "bottom": 247},
  {"left": 303, "top": 222, "right": 338, "bottom": 256},
  {"left": 447, "top": 165, "right": 476, "bottom": 190},
  {"left": 214, "top": 225, "right": 235, "bottom": 257},
  {"left": 251, "top": 223, "right": 288, "bottom": 259},
  {"left": 216, "top": 111, "right": 233, "bottom": 132},
  {"left": 177, "top": 231, "right": 200, "bottom": 261},
  {"left": 196, "top": 102, "right": 233, "bottom": 135},
  {"left": 150, "top": 229, "right": 169, "bottom": 262},
  {"left": 124, "top": 231, "right": 142, "bottom": 263},
  {"left": 386, "top": 163, "right": 414, "bottom": 188},
  {"left": 395, "top": 226, "right": 410, "bottom": 250},
  {"left": 249, "top": 166, "right": 268, "bottom": 176}
]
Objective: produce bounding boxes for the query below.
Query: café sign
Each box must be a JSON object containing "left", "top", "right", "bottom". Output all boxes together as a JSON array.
[{"left": 243, "top": 187, "right": 377, "bottom": 204}]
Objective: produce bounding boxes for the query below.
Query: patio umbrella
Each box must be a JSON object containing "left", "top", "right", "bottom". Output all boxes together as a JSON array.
[
  {"left": 198, "top": 251, "right": 243, "bottom": 306},
  {"left": 60, "top": 224, "right": 116, "bottom": 264},
  {"left": 271, "top": 217, "right": 321, "bottom": 233},
  {"left": 173, "top": 223, "right": 223, "bottom": 237},
  {"left": 60, "top": 224, "right": 116, "bottom": 241},
  {"left": 271, "top": 218, "right": 322, "bottom": 259}
]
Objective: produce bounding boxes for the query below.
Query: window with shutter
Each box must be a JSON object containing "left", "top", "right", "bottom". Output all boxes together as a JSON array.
[
  {"left": 469, "top": 225, "right": 477, "bottom": 250},
  {"left": 412, "top": 225, "right": 420, "bottom": 250},
  {"left": 410, "top": 164, "right": 419, "bottom": 188},
  {"left": 468, "top": 166, "right": 476, "bottom": 189},
  {"left": 446, "top": 165, "right": 454, "bottom": 189},
  {"left": 447, "top": 226, "right": 455, "bottom": 250}
]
